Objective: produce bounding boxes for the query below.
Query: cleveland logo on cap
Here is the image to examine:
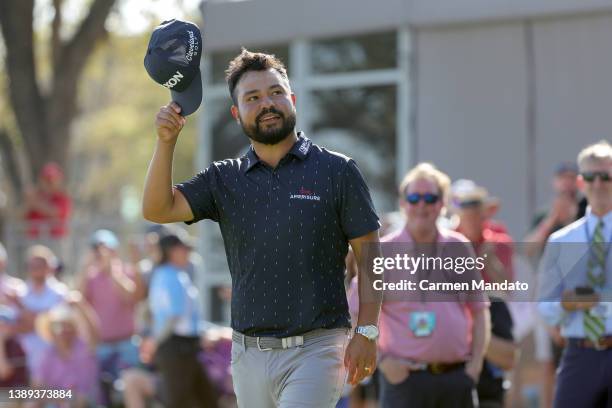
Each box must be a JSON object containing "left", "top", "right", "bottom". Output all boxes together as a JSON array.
[
  {"left": 144, "top": 19, "right": 203, "bottom": 116},
  {"left": 185, "top": 30, "right": 198, "bottom": 62}
]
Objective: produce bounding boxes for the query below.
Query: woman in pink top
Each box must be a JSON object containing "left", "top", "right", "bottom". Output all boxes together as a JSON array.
[
  {"left": 32, "top": 293, "right": 99, "bottom": 408},
  {"left": 351, "top": 163, "right": 490, "bottom": 408},
  {"left": 79, "top": 230, "right": 145, "bottom": 405}
]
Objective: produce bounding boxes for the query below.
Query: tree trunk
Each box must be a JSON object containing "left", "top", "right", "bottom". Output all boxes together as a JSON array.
[
  {"left": 0, "top": 0, "right": 117, "bottom": 186},
  {"left": 0, "top": 128, "right": 24, "bottom": 198},
  {"left": 0, "top": 0, "right": 48, "bottom": 184}
]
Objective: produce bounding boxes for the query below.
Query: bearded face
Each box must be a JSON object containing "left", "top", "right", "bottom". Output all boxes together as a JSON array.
[{"left": 232, "top": 69, "right": 297, "bottom": 146}]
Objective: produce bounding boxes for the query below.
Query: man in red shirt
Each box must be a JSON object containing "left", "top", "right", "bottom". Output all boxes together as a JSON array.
[
  {"left": 451, "top": 179, "right": 514, "bottom": 283},
  {"left": 23, "top": 162, "right": 72, "bottom": 240},
  {"left": 451, "top": 180, "right": 518, "bottom": 407}
]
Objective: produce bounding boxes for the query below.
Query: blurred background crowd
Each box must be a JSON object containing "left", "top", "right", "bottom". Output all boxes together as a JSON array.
[{"left": 0, "top": 143, "right": 596, "bottom": 408}]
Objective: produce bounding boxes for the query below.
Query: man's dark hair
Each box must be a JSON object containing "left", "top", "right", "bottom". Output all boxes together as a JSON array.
[{"left": 225, "top": 48, "right": 289, "bottom": 103}]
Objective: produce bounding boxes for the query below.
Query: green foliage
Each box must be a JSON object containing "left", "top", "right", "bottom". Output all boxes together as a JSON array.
[{"left": 71, "top": 30, "right": 198, "bottom": 215}]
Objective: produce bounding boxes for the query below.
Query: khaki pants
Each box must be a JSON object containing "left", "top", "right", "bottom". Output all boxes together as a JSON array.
[{"left": 231, "top": 328, "right": 349, "bottom": 408}]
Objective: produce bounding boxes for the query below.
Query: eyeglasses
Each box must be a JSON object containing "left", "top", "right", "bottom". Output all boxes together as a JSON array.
[
  {"left": 581, "top": 171, "right": 611, "bottom": 183},
  {"left": 457, "top": 199, "right": 483, "bottom": 209},
  {"left": 406, "top": 192, "right": 440, "bottom": 205}
]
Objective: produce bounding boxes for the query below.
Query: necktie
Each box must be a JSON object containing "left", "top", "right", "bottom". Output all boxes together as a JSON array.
[{"left": 584, "top": 220, "right": 606, "bottom": 343}]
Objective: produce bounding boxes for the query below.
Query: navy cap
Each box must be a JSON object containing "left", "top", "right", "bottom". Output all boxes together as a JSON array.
[
  {"left": 144, "top": 19, "right": 203, "bottom": 116},
  {"left": 555, "top": 161, "right": 579, "bottom": 175},
  {"left": 158, "top": 232, "right": 194, "bottom": 252}
]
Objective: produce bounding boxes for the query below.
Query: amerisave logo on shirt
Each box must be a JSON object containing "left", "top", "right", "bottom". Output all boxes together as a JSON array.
[{"left": 290, "top": 187, "right": 321, "bottom": 201}]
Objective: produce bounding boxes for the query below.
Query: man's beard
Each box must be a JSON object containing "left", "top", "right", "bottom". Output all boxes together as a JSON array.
[{"left": 240, "top": 107, "right": 296, "bottom": 145}]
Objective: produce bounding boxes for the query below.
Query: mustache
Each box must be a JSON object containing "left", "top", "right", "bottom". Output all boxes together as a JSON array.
[{"left": 256, "top": 107, "right": 284, "bottom": 123}]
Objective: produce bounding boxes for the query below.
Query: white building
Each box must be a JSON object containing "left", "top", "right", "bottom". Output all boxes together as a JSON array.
[{"left": 196, "top": 0, "right": 606, "bottom": 320}]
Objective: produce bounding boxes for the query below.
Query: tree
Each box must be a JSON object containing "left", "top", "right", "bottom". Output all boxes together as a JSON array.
[
  {"left": 69, "top": 31, "right": 198, "bottom": 216},
  {"left": 0, "top": 0, "right": 117, "bottom": 197}
]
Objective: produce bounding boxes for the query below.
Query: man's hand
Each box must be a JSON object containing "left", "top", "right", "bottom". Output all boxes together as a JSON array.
[
  {"left": 550, "top": 194, "right": 577, "bottom": 225},
  {"left": 66, "top": 290, "right": 84, "bottom": 306},
  {"left": 156, "top": 102, "right": 186, "bottom": 145},
  {"left": 481, "top": 243, "right": 507, "bottom": 283},
  {"left": 344, "top": 334, "right": 377, "bottom": 386},
  {"left": 378, "top": 357, "right": 410, "bottom": 385},
  {"left": 547, "top": 325, "right": 566, "bottom": 347},
  {"left": 464, "top": 358, "right": 483, "bottom": 383},
  {"left": 140, "top": 337, "right": 157, "bottom": 365},
  {"left": 561, "top": 289, "right": 599, "bottom": 311}
]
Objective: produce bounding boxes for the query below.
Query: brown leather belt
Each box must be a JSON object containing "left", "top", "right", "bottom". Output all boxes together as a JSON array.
[
  {"left": 569, "top": 337, "right": 612, "bottom": 350},
  {"left": 423, "top": 361, "right": 465, "bottom": 375}
]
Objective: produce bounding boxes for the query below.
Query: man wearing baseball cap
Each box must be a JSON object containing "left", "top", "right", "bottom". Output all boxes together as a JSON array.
[{"left": 142, "top": 47, "right": 381, "bottom": 408}]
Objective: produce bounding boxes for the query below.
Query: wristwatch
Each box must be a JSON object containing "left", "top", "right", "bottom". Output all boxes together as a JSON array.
[{"left": 355, "top": 325, "right": 379, "bottom": 341}]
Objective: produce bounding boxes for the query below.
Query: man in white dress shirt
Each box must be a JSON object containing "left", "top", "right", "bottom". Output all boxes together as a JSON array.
[{"left": 538, "top": 140, "right": 612, "bottom": 408}]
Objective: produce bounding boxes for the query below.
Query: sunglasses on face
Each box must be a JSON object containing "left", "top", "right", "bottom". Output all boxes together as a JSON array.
[
  {"left": 406, "top": 192, "right": 440, "bottom": 205},
  {"left": 457, "top": 199, "right": 484, "bottom": 209},
  {"left": 581, "top": 171, "right": 611, "bottom": 183}
]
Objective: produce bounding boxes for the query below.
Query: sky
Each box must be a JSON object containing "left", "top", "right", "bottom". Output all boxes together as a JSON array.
[
  {"left": 34, "top": 0, "right": 204, "bottom": 36},
  {"left": 109, "top": 0, "right": 204, "bottom": 34}
]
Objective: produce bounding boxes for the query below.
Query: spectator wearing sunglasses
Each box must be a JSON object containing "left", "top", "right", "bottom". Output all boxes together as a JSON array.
[
  {"left": 538, "top": 140, "right": 612, "bottom": 408},
  {"left": 369, "top": 163, "right": 490, "bottom": 408},
  {"left": 525, "top": 161, "right": 588, "bottom": 407},
  {"left": 450, "top": 180, "right": 518, "bottom": 408},
  {"left": 452, "top": 180, "right": 514, "bottom": 285}
]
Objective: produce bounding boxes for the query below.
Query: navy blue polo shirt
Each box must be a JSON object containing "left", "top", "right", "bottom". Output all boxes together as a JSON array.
[{"left": 175, "top": 133, "right": 379, "bottom": 337}]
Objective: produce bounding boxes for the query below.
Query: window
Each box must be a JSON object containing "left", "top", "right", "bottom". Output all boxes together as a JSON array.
[
  {"left": 310, "top": 86, "right": 397, "bottom": 212},
  {"left": 311, "top": 31, "right": 396, "bottom": 73}
]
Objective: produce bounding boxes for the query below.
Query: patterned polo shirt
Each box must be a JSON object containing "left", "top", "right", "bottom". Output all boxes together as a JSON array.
[{"left": 176, "top": 133, "right": 379, "bottom": 337}]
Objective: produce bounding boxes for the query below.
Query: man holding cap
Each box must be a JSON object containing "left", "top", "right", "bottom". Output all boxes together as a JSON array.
[{"left": 142, "top": 39, "right": 382, "bottom": 407}]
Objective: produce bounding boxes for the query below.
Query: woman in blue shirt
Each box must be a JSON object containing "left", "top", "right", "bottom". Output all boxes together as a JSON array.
[{"left": 149, "top": 233, "right": 218, "bottom": 408}]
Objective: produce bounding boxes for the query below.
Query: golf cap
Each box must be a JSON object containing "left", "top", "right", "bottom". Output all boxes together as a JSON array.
[
  {"left": 555, "top": 161, "right": 579, "bottom": 175},
  {"left": 158, "top": 232, "right": 194, "bottom": 252},
  {"left": 144, "top": 19, "right": 203, "bottom": 116},
  {"left": 451, "top": 179, "right": 498, "bottom": 209},
  {"left": 90, "top": 229, "right": 119, "bottom": 250}
]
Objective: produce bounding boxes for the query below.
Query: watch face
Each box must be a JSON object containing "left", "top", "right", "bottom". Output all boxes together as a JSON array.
[{"left": 359, "top": 325, "right": 378, "bottom": 340}]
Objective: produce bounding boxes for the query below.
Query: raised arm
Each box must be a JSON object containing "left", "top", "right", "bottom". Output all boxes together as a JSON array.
[
  {"left": 68, "top": 292, "right": 100, "bottom": 350},
  {"left": 142, "top": 102, "right": 194, "bottom": 224}
]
